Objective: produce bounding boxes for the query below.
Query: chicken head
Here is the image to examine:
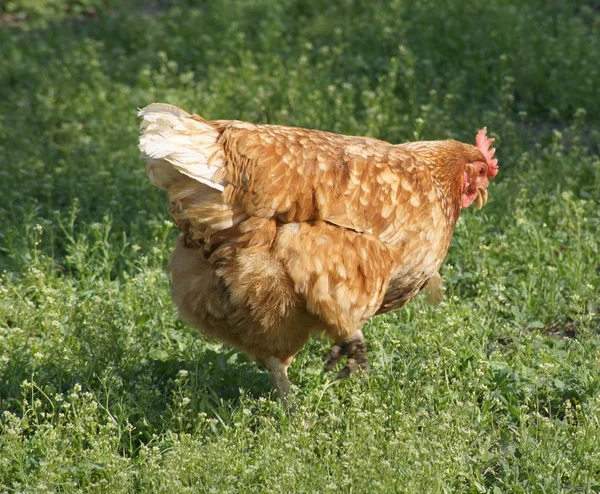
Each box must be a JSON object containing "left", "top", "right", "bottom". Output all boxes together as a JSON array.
[{"left": 462, "top": 128, "right": 499, "bottom": 209}]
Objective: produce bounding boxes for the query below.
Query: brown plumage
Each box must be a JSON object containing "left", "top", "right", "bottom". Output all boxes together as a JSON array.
[{"left": 139, "top": 103, "right": 499, "bottom": 398}]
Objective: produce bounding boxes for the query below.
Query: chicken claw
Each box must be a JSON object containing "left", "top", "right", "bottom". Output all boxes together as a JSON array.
[{"left": 324, "top": 329, "right": 368, "bottom": 379}]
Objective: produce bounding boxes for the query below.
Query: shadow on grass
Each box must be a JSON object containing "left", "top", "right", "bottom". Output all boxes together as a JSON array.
[{"left": 1, "top": 341, "right": 274, "bottom": 452}]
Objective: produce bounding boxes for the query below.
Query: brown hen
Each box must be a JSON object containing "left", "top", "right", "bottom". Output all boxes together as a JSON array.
[{"left": 139, "top": 103, "right": 498, "bottom": 398}]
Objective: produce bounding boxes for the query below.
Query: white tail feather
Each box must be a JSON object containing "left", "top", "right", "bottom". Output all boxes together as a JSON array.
[{"left": 138, "top": 103, "right": 224, "bottom": 191}]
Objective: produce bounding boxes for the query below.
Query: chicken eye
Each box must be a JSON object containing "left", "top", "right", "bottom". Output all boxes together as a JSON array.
[{"left": 479, "top": 167, "right": 486, "bottom": 176}]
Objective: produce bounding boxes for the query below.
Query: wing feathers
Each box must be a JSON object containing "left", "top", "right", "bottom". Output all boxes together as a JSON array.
[{"left": 139, "top": 103, "right": 444, "bottom": 248}]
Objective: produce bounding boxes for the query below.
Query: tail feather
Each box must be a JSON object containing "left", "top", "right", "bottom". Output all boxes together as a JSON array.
[
  {"left": 138, "top": 103, "right": 224, "bottom": 191},
  {"left": 139, "top": 103, "right": 190, "bottom": 128}
]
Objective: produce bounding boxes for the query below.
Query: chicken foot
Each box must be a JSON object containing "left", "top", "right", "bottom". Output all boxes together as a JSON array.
[{"left": 324, "top": 329, "right": 368, "bottom": 379}]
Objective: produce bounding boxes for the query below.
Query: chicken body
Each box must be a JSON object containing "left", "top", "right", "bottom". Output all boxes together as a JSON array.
[{"left": 139, "top": 103, "right": 498, "bottom": 397}]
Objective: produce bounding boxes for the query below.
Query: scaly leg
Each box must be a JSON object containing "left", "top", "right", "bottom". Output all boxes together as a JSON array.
[
  {"left": 263, "top": 356, "right": 292, "bottom": 400},
  {"left": 324, "top": 329, "right": 368, "bottom": 379}
]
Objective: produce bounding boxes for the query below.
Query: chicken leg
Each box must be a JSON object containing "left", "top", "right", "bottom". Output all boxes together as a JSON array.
[
  {"left": 324, "top": 329, "right": 368, "bottom": 379},
  {"left": 263, "top": 356, "right": 292, "bottom": 400}
]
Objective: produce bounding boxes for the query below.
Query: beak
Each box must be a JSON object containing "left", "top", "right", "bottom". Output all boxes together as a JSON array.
[{"left": 475, "top": 188, "right": 488, "bottom": 209}]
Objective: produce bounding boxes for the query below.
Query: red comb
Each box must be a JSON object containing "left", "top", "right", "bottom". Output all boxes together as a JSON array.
[{"left": 475, "top": 127, "right": 499, "bottom": 178}]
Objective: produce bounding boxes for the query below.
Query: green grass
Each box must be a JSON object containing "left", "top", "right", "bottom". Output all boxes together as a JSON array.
[{"left": 1, "top": 0, "right": 599, "bottom": 491}]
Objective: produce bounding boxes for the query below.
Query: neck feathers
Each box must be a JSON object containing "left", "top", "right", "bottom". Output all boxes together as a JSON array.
[{"left": 399, "top": 140, "right": 485, "bottom": 223}]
